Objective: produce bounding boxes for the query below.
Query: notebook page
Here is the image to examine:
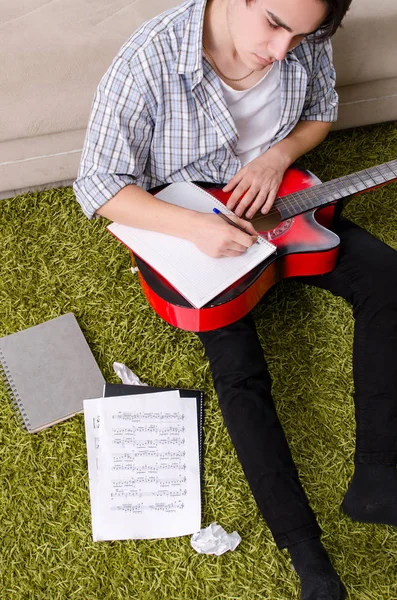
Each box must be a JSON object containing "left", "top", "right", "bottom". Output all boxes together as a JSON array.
[
  {"left": 107, "top": 182, "right": 276, "bottom": 308},
  {"left": 84, "top": 391, "right": 201, "bottom": 541}
]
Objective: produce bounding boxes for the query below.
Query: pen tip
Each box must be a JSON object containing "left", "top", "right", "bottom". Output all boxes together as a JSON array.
[{"left": 212, "top": 208, "right": 220, "bottom": 214}]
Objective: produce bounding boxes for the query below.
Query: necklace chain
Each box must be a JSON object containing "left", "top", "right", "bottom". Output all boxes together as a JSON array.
[{"left": 202, "top": 44, "right": 255, "bottom": 82}]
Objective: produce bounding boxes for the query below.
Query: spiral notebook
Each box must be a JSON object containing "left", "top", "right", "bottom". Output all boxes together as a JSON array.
[
  {"left": 107, "top": 181, "right": 277, "bottom": 308},
  {"left": 0, "top": 313, "right": 105, "bottom": 433}
]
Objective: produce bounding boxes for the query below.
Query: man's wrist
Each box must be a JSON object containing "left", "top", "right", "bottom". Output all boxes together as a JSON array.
[{"left": 262, "top": 143, "right": 293, "bottom": 172}]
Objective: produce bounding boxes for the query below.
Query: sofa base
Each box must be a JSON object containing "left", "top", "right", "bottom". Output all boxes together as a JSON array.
[
  {"left": 0, "top": 129, "right": 85, "bottom": 198},
  {"left": 334, "top": 77, "right": 397, "bottom": 130}
]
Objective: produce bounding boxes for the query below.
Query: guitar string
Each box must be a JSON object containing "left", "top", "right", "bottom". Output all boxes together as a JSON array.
[
  {"left": 231, "top": 159, "right": 397, "bottom": 222},
  {"left": 271, "top": 160, "right": 397, "bottom": 218}
]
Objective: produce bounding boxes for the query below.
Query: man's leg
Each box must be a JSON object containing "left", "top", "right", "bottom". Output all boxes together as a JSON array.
[
  {"left": 302, "top": 217, "right": 397, "bottom": 525},
  {"left": 198, "top": 313, "right": 320, "bottom": 548},
  {"left": 197, "top": 316, "right": 346, "bottom": 600}
]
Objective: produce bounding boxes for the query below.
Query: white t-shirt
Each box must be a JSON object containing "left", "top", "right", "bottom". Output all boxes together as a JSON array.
[{"left": 219, "top": 62, "right": 281, "bottom": 166}]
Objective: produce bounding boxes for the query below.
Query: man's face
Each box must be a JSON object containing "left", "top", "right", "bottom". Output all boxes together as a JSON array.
[{"left": 227, "top": 0, "right": 328, "bottom": 68}]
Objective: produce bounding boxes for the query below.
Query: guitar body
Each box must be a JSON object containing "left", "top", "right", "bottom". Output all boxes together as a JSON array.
[{"left": 134, "top": 166, "right": 342, "bottom": 331}]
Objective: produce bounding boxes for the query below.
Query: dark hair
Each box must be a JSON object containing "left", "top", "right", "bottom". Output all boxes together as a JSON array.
[
  {"left": 245, "top": 0, "right": 352, "bottom": 40},
  {"left": 316, "top": 0, "right": 352, "bottom": 39}
]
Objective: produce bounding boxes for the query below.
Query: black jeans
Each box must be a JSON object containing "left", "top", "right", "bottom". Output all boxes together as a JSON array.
[{"left": 197, "top": 218, "right": 397, "bottom": 549}]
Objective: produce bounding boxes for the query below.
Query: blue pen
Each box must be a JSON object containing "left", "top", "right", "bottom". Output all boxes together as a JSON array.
[{"left": 213, "top": 207, "right": 259, "bottom": 241}]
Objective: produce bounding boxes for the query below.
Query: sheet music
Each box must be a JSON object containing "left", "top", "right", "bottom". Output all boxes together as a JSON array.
[
  {"left": 84, "top": 391, "right": 201, "bottom": 541},
  {"left": 107, "top": 181, "right": 276, "bottom": 308}
]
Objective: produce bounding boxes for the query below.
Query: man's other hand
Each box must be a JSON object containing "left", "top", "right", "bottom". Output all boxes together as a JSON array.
[{"left": 223, "top": 147, "right": 288, "bottom": 219}]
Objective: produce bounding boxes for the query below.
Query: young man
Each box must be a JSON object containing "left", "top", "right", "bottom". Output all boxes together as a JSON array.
[{"left": 74, "top": 0, "right": 397, "bottom": 598}]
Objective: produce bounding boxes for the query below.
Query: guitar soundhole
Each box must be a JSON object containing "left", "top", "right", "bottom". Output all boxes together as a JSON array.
[
  {"left": 249, "top": 211, "right": 293, "bottom": 240},
  {"left": 250, "top": 210, "right": 281, "bottom": 231}
]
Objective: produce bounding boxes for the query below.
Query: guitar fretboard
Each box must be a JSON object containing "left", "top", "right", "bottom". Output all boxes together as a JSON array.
[{"left": 275, "top": 159, "right": 397, "bottom": 220}]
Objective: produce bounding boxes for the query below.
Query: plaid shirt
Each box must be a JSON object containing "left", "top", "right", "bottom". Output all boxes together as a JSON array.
[{"left": 74, "top": 0, "right": 338, "bottom": 218}]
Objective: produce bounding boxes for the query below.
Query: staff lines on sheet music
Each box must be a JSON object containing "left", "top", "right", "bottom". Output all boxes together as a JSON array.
[
  {"left": 109, "top": 473, "right": 187, "bottom": 485},
  {"left": 111, "top": 488, "right": 188, "bottom": 499},
  {"left": 111, "top": 462, "right": 186, "bottom": 472},
  {"left": 112, "top": 411, "right": 185, "bottom": 421},
  {"left": 109, "top": 437, "right": 186, "bottom": 448},
  {"left": 112, "top": 476, "right": 186, "bottom": 487},
  {"left": 110, "top": 501, "right": 185, "bottom": 514},
  {"left": 112, "top": 425, "right": 186, "bottom": 436},
  {"left": 111, "top": 435, "right": 185, "bottom": 446},
  {"left": 107, "top": 449, "right": 186, "bottom": 458},
  {"left": 113, "top": 450, "right": 184, "bottom": 460}
]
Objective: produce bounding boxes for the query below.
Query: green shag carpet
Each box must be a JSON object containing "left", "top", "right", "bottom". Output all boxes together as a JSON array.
[{"left": 1, "top": 122, "right": 397, "bottom": 600}]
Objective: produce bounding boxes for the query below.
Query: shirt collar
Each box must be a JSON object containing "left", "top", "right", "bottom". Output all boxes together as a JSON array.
[
  {"left": 176, "top": 0, "right": 207, "bottom": 81},
  {"left": 284, "top": 50, "right": 301, "bottom": 66}
]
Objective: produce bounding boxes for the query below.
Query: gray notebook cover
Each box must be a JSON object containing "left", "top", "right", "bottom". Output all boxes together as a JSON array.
[{"left": 0, "top": 313, "right": 105, "bottom": 433}]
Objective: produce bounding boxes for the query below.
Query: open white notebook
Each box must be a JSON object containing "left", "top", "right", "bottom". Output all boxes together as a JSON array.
[{"left": 107, "top": 181, "right": 276, "bottom": 308}]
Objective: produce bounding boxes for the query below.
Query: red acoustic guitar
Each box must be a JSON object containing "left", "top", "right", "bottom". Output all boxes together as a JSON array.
[{"left": 133, "top": 161, "right": 397, "bottom": 332}]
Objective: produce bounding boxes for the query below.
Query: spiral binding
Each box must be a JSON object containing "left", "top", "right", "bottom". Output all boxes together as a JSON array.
[
  {"left": 198, "top": 391, "right": 204, "bottom": 470},
  {"left": 0, "top": 349, "right": 31, "bottom": 431}
]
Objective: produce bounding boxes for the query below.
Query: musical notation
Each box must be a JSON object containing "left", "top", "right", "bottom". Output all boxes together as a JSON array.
[
  {"left": 112, "top": 462, "right": 187, "bottom": 473},
  {"left": 110, "top": 488, "right": 188, "bottom": 499},
  {"left": 109, "top": 474, "right": 188, "bottom": 486},
  {"left": 104, "top": 450, "right": 186, "bottom": 460},
  {"left": 84, "top": 390, "right": 201, "bottom": 540},
  {"left": 112, "top": 411, "right": 185, "bottom": 422},
  {"left": 94, "top": 402, "right": 190, "bottom": 514},
  {"left": 113, "top": 425, "right": 185, "bottom": 436},
  {"left": 111, "top": 437, "right": 186, "bottom": 449},
  {"left": 110, "top": 501, "right": 185, "bottom": 514},
  {"left": 113, "top": 476, "right": 186, "bottom": 488}
]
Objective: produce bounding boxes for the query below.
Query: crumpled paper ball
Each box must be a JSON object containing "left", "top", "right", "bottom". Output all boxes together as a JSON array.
[
  {"left": 113, "top": 362, "right": 148, "bottom": 386},
  {"left": 191, "top": 522, "right": 241, "bottom": 555}
]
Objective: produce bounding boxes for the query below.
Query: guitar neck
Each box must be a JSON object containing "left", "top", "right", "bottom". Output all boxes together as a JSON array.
[{"left": 276, "top": 159, "right": 397, "bottom": 220}]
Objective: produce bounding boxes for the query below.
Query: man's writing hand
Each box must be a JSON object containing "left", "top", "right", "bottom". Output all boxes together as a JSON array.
[
  {"left": 223, "top": 150, "right": 287, "bottom": 219},
  {"left": 191, "top": 213, "right": 258, "bottom": 258}
]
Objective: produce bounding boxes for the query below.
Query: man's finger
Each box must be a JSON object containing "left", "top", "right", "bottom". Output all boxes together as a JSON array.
[
  {"left": 244, "top": 190, "right": 271, "bottom": 219},
  {"left": 233, "top": 185, "right": 262, "bottom": 216},
  {"left": 260, "top": 186, "right": 279, "bottom": 214},
  {"left": 224, "top": 213, "right": 259, "bottom": 237},
  {"left": 221, "top": 237, "right": 254, "bottom": 253},
  {"left": 223, "top": 172, "right": 243, "bottom": 193},
  {"left": 239, "top": 220, "right": 259, "bottom": 237},
  {"left": 226, "top": 181, "right": 250, "bottom": 211},
  {"left": 221, "top": 248, "right": 247, "bottom": 257}
]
